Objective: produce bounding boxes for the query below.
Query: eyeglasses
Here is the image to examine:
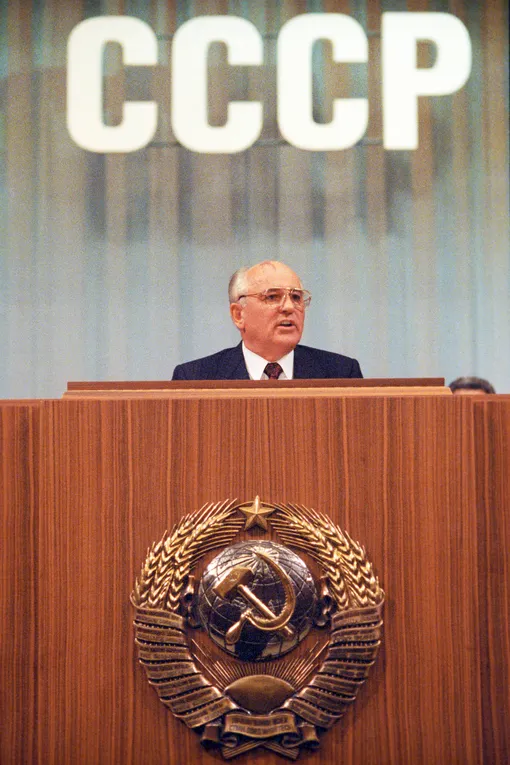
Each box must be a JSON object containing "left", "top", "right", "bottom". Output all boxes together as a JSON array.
[{"left": 237, "top": 288, "right": 312, "bottom": 310}]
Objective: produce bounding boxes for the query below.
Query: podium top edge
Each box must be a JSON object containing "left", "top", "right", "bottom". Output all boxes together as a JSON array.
[
  {"left": 66, "top": 378, "right": 445, "bottom": 392},
  {"left": 61, "top": 386, "right": 452, "bottom": 400}
]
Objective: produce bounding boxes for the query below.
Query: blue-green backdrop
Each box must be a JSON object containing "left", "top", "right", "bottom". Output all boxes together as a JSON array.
[{"left": 1, "top": 0, "right": 508, "bottom": 397}]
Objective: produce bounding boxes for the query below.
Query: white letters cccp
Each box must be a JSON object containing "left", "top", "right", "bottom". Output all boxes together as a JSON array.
[{"left": 66, "top": 13, "right": 472, "bottom": 154}]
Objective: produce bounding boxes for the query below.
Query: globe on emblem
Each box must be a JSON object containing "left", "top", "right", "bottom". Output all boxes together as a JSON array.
[{"left": 197, "top": 541, "right": 317, "bottom": 661}]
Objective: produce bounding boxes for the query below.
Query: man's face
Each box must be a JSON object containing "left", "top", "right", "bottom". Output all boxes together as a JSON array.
[{"left": 230, "top": 262, "right": 306, "bottom": 361}]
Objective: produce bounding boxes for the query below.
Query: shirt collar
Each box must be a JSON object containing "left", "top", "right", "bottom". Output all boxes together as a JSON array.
[{"left": 242, "top": 343, "right": 294, "bottom": 380}]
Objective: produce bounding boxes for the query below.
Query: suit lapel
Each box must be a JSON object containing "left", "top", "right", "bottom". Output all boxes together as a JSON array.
[
  {"left": 219, "top": 344, "right": 250, "bottom": 380},
  {"left": 293, "top": 345, "right": 321, "bottom": 379}
]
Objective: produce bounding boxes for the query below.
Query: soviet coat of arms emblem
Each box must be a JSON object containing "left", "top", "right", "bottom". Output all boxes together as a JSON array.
[{"left": 132, "top": 498, "right": 384, "bottom": 759}]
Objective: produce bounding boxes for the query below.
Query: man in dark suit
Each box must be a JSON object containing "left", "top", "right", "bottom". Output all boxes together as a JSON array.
[{"left": 172, "top": 260, "right": 362, "bottom": 380}]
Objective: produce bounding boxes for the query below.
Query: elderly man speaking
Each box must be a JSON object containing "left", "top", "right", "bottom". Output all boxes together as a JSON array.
[{"left": 172, "top": 260, "right": 362, "bottom": 380}]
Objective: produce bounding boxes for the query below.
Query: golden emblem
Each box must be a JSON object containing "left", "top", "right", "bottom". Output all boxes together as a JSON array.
[
  {"left": 132, "top": 497, "right": 384, "bottom": 759},
  {"left": 214, "top": 548, "right": 296, "bottom": 644}
]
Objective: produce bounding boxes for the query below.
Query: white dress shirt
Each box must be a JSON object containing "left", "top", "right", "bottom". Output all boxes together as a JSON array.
[{"left": 242, "top": 343, "right": 294, "bottom": 380}]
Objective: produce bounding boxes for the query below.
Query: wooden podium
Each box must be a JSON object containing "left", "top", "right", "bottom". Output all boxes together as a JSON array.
[{"left": 1, "top": 381, "right": 508, "bottom": 764}]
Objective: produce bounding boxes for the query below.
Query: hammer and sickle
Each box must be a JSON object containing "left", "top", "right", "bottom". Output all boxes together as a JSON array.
[{"left": 213, "top": 550, "right": 297, "bottom": 645}]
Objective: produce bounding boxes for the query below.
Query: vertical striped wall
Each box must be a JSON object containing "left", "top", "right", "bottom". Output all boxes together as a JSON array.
[{"left": 0, "top": 0, "right": 508, "bottom": 397}]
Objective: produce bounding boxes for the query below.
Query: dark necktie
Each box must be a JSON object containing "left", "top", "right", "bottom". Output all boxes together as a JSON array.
[{"left": 264, "top": 362, "right": 283, "bottom": 380}]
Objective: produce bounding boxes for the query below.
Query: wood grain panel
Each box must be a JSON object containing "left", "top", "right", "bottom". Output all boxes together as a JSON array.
[
  {"left": 23, "top": 395, "right": 485, "bottom": 763},
  {"left": 0, "top": 403, "right": 40, "bottom": 764},
  {"left": 473, "top": 398, "right": 510, "bottom": 764}
]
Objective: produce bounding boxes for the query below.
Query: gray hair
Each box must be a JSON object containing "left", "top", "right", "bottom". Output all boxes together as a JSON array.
[
  {"left": 228, "top": 260, "right": 292, "bottom": 303},
  {"left": 228, "top": 267, "right": 251, "bottom": 303}
]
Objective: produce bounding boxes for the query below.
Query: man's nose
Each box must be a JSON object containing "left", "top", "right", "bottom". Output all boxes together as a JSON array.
[{"left": 280, "top": 291, "right": 294, "bottom": 310}]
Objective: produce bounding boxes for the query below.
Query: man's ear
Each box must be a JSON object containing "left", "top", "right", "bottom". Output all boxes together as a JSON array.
[{"left": 230, "top": 301, "right": 244, "bottom": 331}]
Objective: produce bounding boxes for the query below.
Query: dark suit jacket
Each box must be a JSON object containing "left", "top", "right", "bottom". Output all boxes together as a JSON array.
[{"left": 172, "top": 343, "right": 362, "bottom": 380}]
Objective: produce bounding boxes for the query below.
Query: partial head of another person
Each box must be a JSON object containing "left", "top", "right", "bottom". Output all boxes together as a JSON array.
[
  {"left": 229, "top": 261, "right": 310, "bottom": 362},
  {"left": 449, "top": 376, "right": 496, "bottom": 395}
]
